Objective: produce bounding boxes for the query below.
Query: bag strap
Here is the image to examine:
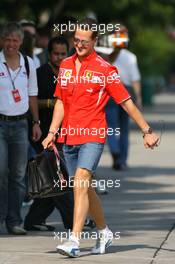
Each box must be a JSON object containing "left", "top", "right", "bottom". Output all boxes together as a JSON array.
[
  {"left": 23, "top": 55, "right": 30, "bottom": 79},
  {"left": 52, "top": 143, "right": 60, "bottom": 161},
  {"left": 52, "top": 144, "right": 65, "bottom": 182}
]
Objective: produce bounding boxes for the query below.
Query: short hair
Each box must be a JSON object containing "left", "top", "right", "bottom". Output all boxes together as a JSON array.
[
  {"left": 76, "top": 17, "right": 98, "bottom": 39},
  {"left": 2, "top": 22, "right": 24, "bottom": 39},
  {"left": 48, "top": 36, "right": 69, "bottom": 53}
]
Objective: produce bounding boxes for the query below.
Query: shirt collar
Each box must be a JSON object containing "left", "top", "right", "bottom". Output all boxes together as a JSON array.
[
  {"left": 72, "top": 50, "right": 97, "bottom": 63},
  {"left": 0, "top": 50, "right": 25, "bottom": 66}
]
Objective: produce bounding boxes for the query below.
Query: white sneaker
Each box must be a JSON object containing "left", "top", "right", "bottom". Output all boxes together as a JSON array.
[
  {"left": 91, "top": 229, "right": 113, "bottom": 254},
  {"left": 56, "top": 238, "right": 80, "bottom": 258}
]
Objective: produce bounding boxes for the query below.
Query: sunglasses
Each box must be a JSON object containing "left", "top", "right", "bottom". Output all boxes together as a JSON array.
[{"left": 74, "top": 37, "right": 91, "bottom": 47}]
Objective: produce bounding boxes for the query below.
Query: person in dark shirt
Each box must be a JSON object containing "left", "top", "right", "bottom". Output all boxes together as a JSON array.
[
  {"left": 24, "top": 36, "right": 73, "bottom": 231},
  {"left": 36, "top": 36, "right": 69, "bottom": 150}
]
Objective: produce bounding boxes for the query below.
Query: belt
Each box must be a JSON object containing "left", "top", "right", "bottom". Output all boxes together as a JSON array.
[{"left": 0, "top": 112, "right": 28, "bottom": 121}]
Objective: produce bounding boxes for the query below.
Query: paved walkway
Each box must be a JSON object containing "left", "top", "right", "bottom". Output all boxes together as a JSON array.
[{"left": 0, "top": 93, "right": 175, "bottom": 264}]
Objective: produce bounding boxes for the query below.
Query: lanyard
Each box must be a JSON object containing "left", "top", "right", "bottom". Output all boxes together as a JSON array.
[{"left": 4, "top": 63, "right": 22, "bottom": 90}]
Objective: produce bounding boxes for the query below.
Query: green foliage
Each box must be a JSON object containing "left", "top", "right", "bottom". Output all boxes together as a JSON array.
[
  {"left": 130, "top": 27, "right": 175, "bottom": 76},
  {"left": 1, "top": 0, "right": 175, "bottom": 77}
]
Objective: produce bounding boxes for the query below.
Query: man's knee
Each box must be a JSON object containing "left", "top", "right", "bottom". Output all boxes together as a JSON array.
[{"left": 74, "top": 168, "right": 92, "bottom": 190}]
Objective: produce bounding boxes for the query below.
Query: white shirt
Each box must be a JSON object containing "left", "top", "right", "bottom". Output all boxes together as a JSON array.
[
  {"left": 33, "top": 54, "right": 41, "bottom": 69},
  {"left": 113, "top": 49, "right": 141, "bottom": 86},
  {"left": 0, "top": 50, "right": 38, "bottom": 116}
]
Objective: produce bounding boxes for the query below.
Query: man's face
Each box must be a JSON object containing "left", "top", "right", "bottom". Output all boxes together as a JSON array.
[
  {"left": 49, "top": 43, "right": 67, "bottom": 67},
  {"left": 3, "top": 33, "right": 23, "bottom": 56},
  {"left": 74, "top": 28, "right": 97, "bottom": 58}
]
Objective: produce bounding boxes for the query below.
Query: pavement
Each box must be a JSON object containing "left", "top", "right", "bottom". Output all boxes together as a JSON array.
[{"left": 0, "top": 92, "right": 175, "bottom": 264}]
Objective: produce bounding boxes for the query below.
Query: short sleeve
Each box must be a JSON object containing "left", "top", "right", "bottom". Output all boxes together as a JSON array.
[{"left": 105, "top": 65, "right": 131, "bottom": 104}]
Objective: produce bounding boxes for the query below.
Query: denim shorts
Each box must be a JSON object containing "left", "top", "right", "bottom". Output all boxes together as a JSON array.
[{"left": 62, "top": 142, "right": 104, "bottom": 176}]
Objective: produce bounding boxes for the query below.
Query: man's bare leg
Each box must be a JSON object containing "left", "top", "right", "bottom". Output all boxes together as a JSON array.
[
  {"left": 72, "top": 168, "right": 91, "bottom": 237},
  {"left": 88, "top": 185, "right": 106, "bottom": 230},
  {"left": 72, "top": 168, "right": 106, "bottom": 237},
  {"left": 56, "top": 168, "right": 112, "bottom": 257}
]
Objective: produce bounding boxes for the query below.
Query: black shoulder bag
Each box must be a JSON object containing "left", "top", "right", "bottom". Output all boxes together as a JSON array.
[{"left": 27, "top": 144, "right": 71, "bottom": 198}]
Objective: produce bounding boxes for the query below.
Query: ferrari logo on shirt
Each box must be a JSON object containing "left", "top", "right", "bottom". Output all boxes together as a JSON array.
[{"left": 84, "top": 70, "right": 93, "bottom": 79}]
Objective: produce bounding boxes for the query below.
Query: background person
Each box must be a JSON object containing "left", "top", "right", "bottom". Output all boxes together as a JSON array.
[
  {"left": 36, "top": 26, "right": 51, "bottom": 65},
  {"left": 106, "top": 25, "right": 142, "bottom": 170},
  {"left": 24, "top": 36, "right": 74, "bottom": 231},
  {"left": 0, "top": 22, "right": 41, "bottom": 235},
  {"left": 20, "top": 19, "right": 41, "bottom": 68}
]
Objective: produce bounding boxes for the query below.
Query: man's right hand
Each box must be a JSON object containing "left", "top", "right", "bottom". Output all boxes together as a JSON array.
[{"left": 42, "top": 133, "right": 56, "bottom": 149}]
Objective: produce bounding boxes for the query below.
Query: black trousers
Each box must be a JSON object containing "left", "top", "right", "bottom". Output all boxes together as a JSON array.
[{"left": 24, "top": 191, "right": 73, "bottom": 229}]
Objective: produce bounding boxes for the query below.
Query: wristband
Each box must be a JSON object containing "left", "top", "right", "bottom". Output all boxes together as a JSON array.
[
  {"left": 32, "top": 120, "right": 41, "bottom": 126},
  {"left": 48, "top": 130, "right": 55, "bottom": 135},
  {"left": 48, "top": 130, "right": 58, "bottom": 136},
  {"left": 142, "top": 127, "right": 153, "bottom": 138}
]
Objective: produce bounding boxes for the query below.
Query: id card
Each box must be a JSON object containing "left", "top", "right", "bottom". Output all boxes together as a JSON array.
[{"left": 11, "top": 89, "right": 21, "bottom": 103}]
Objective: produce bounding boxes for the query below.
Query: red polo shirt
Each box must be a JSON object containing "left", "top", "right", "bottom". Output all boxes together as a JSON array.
[{"left": 54, "top": 51, "right": 130, "bottom": 145}]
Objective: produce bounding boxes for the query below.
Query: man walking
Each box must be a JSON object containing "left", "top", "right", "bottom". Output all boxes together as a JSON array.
[{"left": 43, "top": 18, "right": 159, "bottom": 257}]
